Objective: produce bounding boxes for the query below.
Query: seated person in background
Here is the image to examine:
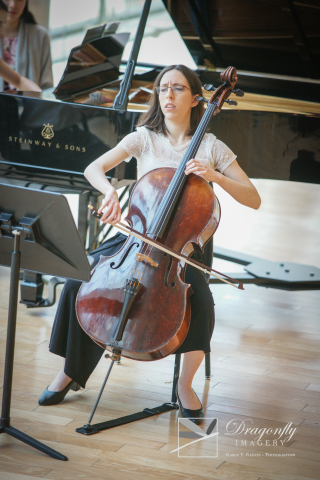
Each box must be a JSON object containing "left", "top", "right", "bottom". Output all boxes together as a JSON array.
[
  {"left": 0, "top": 0, "right": 53, "bottom": 92},
  {"left": 0, "top": 0, "right": 40, "bottom": 90}
]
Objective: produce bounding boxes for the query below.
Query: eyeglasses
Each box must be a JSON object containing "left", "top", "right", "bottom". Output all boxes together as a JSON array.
[{"left": 156, "top": 85, "right": 191, "bottom": 95}]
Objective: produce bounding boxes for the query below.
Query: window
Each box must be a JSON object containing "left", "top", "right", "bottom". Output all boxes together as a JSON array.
[{"left": 49, "top": 0, "right": 196, "bottom": 86}]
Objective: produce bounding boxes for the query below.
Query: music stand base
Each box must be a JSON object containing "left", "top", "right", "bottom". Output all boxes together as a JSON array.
[
  {"left": 0, "top": 231, "right": 67, "bottom": 461},
  {"left": 76, "top": 403, "right": 179, "bottom": 435},
  {"left": 0, "top": 424, "right": 67, "bottom": 461}
]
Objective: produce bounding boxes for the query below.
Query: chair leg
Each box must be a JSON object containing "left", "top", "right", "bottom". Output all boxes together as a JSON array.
[
  {"left": 171, "top": 354, "right": 181, "bottom": 403},
  {"left": 205, "top": 352, "right": 211, "bottom": 379}
]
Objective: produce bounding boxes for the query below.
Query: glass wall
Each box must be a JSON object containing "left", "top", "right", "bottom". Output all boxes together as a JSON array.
[{"left": 49, "top": 0, "right": 196, "bottom": 85}]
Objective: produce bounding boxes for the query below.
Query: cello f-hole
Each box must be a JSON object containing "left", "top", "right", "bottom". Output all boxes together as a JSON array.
[
  {"left": 164, "top": 255, "right": 175, "bottom": 288},
  {"left": 110, "top": 242, "right": 140, "bottom": 269}
]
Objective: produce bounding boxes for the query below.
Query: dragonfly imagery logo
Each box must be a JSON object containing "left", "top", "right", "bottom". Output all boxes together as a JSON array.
[{"left": 171, "top": 418, "right": 219, "bottom": 457}]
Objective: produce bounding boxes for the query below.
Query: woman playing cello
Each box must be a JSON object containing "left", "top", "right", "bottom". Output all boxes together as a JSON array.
[{"left": 39, "top": 64, "right": 261, "bottom": 425}]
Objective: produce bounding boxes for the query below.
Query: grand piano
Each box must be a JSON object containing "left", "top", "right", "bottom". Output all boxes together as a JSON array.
[{"left": 0, "top": 0, "right": 320, "bottom": 302}]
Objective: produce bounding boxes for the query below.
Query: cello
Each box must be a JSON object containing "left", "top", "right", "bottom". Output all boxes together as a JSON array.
[{"left": 76, "top": 66, "right": 243, "bottom": 362}]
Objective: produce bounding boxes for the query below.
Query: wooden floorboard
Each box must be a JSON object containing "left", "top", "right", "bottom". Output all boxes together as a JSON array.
[{"left": 0, "top": 179, "right": 319, "bottom": 479}]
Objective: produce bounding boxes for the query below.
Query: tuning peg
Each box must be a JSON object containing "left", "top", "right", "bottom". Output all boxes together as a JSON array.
[
  {"left": 203, "top": 84, "right": 216, "bottom": 91},
  {"left": 195, "top": 96, "right": 208, "bottom": 103},
  {"left": 225, "top": 99, "right": 238, "bottom": 106},
  {"left": 234, "top": 89, "right": 244, "bottom": 97}
]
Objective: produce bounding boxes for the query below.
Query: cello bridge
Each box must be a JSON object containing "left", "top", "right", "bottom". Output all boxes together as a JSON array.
[{"left": 136, "top": 253, "right": 158, "bottom": 267}]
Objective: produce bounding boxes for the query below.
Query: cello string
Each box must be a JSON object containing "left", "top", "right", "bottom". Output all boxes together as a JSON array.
[
  {"left": 153, "top": 103, "right": 216, "bottom": 237},
  {"left": 139, "top": 102, "right": 217, "bottom": 263},
  {"left": 143, "top": 107, "right": 212, "bottom": 250},
  {"left": 133, "top": 94, "right": 224, "bottom": 278},
  {"left": 149, "top": 113, "right": 209, "bottom": 236},
  {"left": 115, "top": 222, "right": 241, "bottom": 288},
  {"left": 115, "top": 101, "right": 217, "bottom": 281},
  {"left": 110, "top": 90, "right": 229, "bottom": 287},
  {"left": 152, "top": 102, "right": 217, "bottom": 238}
]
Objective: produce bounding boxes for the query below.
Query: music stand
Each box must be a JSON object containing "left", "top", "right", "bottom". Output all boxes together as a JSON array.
[{"left": 0, "top": 185, "right": 91, "bottom": 461}]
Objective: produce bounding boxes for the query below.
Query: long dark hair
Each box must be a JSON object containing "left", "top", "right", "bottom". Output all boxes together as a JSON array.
[
  {"left": 21, "top": 0, "right": 37, "bottom": 24},
  {"left": 136, "top": 64, "right": 204, "bottom": 137},
  {"left": 0, "top": 0, "right": 8, "bottom": 12}
]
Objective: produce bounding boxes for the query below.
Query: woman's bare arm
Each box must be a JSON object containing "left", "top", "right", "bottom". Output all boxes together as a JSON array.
[
  {"left": 216, "top": 160, "right": 261, "bottom": 209},
  {"left": 185, "top": 159, "right": 261, "bottom": 209},
  {"left": 0, "top": 59, "right": 41, "bottom": 92},
  {"left": 84, "top": 145, "right": 130, "bottom": 224}
]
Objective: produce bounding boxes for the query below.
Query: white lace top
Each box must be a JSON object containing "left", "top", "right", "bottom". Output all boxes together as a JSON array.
[{"left": 119, "top": 126, "right": 236, "bottom": 180}]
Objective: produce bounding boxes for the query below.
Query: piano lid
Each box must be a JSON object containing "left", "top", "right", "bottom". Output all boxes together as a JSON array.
[
  {"left": 53, "top": 23, "right": 129, "bottom": 100},
  {"left": 162, "top": 0, "right": 320, "bottom": 80},
  {"left": 111, "top": 0, "right": 319, "bottom": 103}
]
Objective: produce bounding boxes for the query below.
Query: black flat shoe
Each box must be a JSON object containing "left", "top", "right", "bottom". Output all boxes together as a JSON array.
[
  {"left": 38, "top": 380, "right": 81, "bottom": 406},
  {"left": 176, "top": 383, "right": 204, "bottom": 425}
]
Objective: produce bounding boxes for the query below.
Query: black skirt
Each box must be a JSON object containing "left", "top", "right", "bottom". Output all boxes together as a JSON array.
[{"left": 49, "top": 232, "right": 215, "bottom": 388}]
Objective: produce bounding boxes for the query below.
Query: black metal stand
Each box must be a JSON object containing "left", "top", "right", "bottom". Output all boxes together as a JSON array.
[
  {"left": 0, "top": 184, "right": 91, "bottom": 460},
  {"left": 76, "top": 349, "right": 212, "bottom": 436},
  {"left": 211, "top": 246, "right": 320, "bottom": 290},
  {"left": 0, "top": 232, "right": 67, "bottom": 460},
  {"left": 76, "top": 349, "right": 180, "bottom": 435}
]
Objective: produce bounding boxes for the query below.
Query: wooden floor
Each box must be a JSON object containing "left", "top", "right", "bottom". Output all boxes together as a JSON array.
[{"left": 0, "top": 179, "right": 320, "bottom": 480}]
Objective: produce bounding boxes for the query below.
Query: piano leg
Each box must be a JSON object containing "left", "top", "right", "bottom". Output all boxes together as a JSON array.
[
  {"left": 78, "top": 191, "right": 101, "bottom": 250},
  {"left": 78, "top": 191, "right": 91, "bottom": 246}
]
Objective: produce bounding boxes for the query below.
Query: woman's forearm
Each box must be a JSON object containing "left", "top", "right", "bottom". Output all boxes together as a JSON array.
[
  {"left": 84, "top": 162, "right": 115, "bottom": 195},
  {"left": 17, "top": 76, "right": 41, "bottom": 92},
  {"left": 84, "top": 145, "right": 130, "bottom": 224},
  {"left": 185, "top": 159, "right": 261, "bottom": 210},
  {"left": 0, "top": 59, "right": 21, "bottom": 88},
  {"left": 84, "top": 145, "right": 130, "bottom": 195},
  {"left": 0, "top": 59, "right": 41, "bottom": 91},
  {"left": 216, "top": 172, "right": 261, "bottom": 209}
]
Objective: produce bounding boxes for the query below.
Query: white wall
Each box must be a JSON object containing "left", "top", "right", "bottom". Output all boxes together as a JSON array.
[{"left": 29, "top": 0, "right": 50, "bottom": 29}]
